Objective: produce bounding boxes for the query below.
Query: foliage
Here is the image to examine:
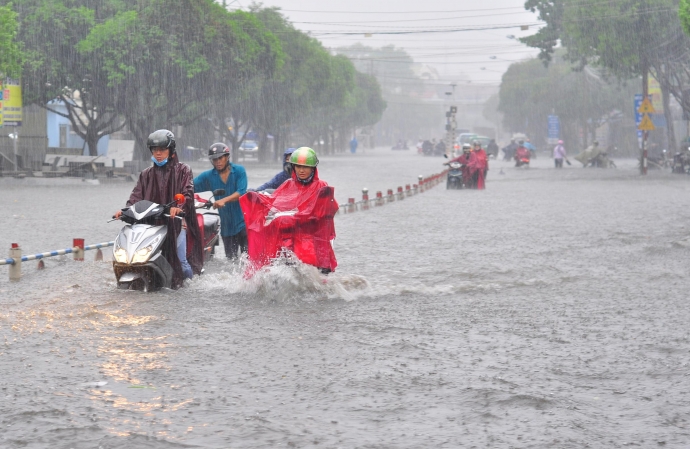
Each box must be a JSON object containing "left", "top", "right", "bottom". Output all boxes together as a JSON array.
[
  {"left": 681, "top": 0, "right": 690, "bottom": 34},
  {"left": 2, "top": 0, "right": 385, "bottom": 160},
  {"left": 0, "top": 3, "right": 22, "bottom": 78},
  {"left": 520, "top": 0, "right": 565, "bottom": 66},
  {"left": 498, "top": 53, "right": 636, "bottom": 148}
]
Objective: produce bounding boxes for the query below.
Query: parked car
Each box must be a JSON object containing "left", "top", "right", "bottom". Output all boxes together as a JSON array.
[{"left": 239, "top": 140, "right": 258, "bottom": 158}]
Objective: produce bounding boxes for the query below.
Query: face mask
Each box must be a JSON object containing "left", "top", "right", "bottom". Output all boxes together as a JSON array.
[
  {"left": 283, "top": 162, "right": 292, "bottom": 174},
  {"left": 151, "top": 156, "right": 168, "bottom": 167}
]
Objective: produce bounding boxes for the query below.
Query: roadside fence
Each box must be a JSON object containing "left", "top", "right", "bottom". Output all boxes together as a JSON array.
[
  {"left": 1, "top": 240, "right": 114, "bottom": 282},
  {"left": 337, "top": 169, "right": 448, "bottom": 214}
]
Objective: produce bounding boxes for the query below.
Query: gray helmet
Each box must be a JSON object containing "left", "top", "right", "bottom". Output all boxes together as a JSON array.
[
  {"left": 208, "top": 142, "right": 230, "bottom": 160},
  {"left": 147, "top": 129, "right": 176, "bottom": 153}
]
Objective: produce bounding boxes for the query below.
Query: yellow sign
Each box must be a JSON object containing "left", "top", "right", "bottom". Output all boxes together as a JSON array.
[
  {"left": 638, "top": 114, "right": 655, "bottom": 131},
  {"left": 648, "top": 78, "right": 663, "bottom": 112},
  {"left": 2, "top": 78, "right": 22, "bottom": 126},
  {"left": 637, "top": 97, "right": 655, "bottom": 114}
]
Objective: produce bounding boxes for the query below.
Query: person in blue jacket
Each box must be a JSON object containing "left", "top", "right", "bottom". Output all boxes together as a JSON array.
[
  {"left": 194, "top": 142, "right": 248, "bottom": 259},
  {"left": 253, "top": 148, "right": 295, "bottom": 192}
]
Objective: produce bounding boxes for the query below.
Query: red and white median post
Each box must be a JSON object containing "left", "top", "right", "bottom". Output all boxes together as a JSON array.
[
  {"left": 73, "top": 238, "right": 85, "bottom": 261},
  {"left": 375, "top": 191, "right": 384, "bottom": 206},
  {"left": 9, "top": 243, "right": 21, "bottom": 282},
  {"left": 348, "top": 198, "right": 356, "bottom": 213},
  {"left": 362, "top": 188, "right": 369, "bottom": 211}
]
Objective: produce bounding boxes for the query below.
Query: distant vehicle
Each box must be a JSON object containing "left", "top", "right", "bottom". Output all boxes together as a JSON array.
[
  {"left": 455, "top": 134, "right": 491, "bottom": 149},
  {"left": 457, "top": 133, "right": 477, "bottom": 147},
  {"left": 239, "top": 140, "right": 259, "bottom": 158}
]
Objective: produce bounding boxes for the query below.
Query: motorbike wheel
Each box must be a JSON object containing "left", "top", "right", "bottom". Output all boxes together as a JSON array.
[
  {"left": 131, "top": 277, "right": 148, "bottom": 292},
  {"left": 117, "top": 281, "right": 132, "bottom": 290}
]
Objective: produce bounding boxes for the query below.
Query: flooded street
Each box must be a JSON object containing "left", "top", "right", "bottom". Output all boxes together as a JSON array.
[{"left": 2, "top": 148, "right": 690, "bottom": 448}]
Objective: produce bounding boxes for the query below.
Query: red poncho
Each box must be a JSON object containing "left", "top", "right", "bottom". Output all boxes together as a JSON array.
[
  {"left": 239, "top": 168, "right": 338, "bottom": 273},
  {"left": 126, "top": 155, "right": 203, "bottom": 288},
  {"left": 473, "top": 149, "right": 487, "bottom": 190}
]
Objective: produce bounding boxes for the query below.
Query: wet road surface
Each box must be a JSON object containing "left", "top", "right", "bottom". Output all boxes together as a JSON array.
[{"left": 1, "top": 149, "right": 690, "bottom": 448}]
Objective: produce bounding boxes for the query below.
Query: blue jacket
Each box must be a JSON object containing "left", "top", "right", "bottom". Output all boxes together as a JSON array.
[
  {"left": 194, "top": 164, "right": 247, "bottom": 237},
  {"left": 256, "top": 170, "right": 290, "bottom": 191}
]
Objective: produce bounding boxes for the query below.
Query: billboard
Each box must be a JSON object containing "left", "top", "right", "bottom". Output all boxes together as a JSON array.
[{"left": 2, "top": 78, "right": 22, "bottom": 126}]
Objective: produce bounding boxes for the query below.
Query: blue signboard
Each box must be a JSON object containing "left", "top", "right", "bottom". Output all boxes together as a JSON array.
[
  {"left": 634, "top": 94, "right": 644, "bottom": 140},
  {"left": 547, "top": 115, "right": 560, "bottom": 143}
]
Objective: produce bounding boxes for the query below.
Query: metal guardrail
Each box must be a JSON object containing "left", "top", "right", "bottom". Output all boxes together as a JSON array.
[{"left": 2, "top": 240, "right": 114, "bottom": 282}]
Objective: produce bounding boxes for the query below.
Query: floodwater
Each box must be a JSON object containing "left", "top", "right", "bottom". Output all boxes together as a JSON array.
[{"left": 1, "top": 148, "right": 690, "bottom": 448}]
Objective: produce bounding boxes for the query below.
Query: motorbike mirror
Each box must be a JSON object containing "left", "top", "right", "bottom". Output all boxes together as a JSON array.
[
  {"left": 443, "top": 153, "right": 448, "bottom": 159},
  {"left": 213, "top": 189, "right": 226, "bottom": 197},
  {"left": 174, "top": 193, "right": 185, "bottom": 206}
]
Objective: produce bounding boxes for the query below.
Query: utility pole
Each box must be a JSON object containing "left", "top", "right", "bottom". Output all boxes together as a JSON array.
[{"left": 642, "top": 66, "right": 649, "bottom": 175}]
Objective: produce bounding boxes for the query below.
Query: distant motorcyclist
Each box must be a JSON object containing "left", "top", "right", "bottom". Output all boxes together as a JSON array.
[
  {"left": 524, "top": 138, "right": 537, "bottom": 158},
  {"left": 502, "top": 139, "right": 517, "bottom": 161},
  {"left": 422, "top": 139, "right": 433, "bottom": 155},
  {"left": 435, "top": 139, "right": 446, "bottom": 156},
  {"left": 253, "top": 148, "right": 295, "bottom": 192},
  {"left": 514, "top": 140, "right": 531, "bottom": 167},
  {"left": 114, "top": 129, "right": 203, "bottom": 287},
  {"left": 194, "top": 142, "right": 248, "bottom": 259},
  {"left": 445, "top": 143, "right": 478, "bottom": 188},
  {"left": 672, "top": 146, "right": 690, "bottom": 173}
]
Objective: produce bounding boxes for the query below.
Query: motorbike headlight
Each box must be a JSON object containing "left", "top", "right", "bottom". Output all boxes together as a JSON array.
[
  {"left": 131, "top": 245, "right": 153, "bottom": 264},
  {"left": 114, "top": 247, "right": 128, "bottom": 263}
]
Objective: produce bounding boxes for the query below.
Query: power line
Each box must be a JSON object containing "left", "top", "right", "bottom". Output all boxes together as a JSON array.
[{"left": 308, "top": 23, "right": 546, "bottom": 37}]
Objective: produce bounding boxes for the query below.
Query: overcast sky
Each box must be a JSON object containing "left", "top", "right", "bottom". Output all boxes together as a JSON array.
[{"left": 233, "top": 0, "right": 542, "bottom": 86}]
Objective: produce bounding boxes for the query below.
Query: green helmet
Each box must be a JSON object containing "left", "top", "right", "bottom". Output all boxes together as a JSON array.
[{"left": 290, "top": 147, "right": 319, "bottom": 167}]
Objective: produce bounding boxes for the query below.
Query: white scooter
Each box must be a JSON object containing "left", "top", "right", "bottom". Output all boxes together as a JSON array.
[{"left": 110, "top": 197, "right": 186, "bottom": 291}]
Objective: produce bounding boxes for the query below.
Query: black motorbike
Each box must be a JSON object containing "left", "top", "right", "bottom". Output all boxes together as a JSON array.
[{"left": 446, "top": 162, "right": 464, "bottom": 189}]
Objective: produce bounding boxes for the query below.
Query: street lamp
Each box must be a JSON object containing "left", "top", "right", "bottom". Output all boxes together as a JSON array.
[{"left": 8, "top": 131, "right": 18, "bottom": 171}]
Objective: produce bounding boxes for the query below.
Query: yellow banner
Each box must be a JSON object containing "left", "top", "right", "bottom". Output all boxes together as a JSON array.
[
  {"left": 648, "top": 77, "right": 663, "bottom": 113},
  {"left": 2, "top": 78, "right": 22, "bottom": 126}
]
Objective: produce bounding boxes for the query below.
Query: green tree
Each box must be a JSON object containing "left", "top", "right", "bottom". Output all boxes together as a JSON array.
[
  {"left": 520, "top": 0, "right": 565, "bottom": 66},
  {"left": 524, "top": 0, "right": 688, "bottom": 149},
  {"left": 249, "top": 6, "right": 384, "bottom": 156},
  {"left": 4, "top": 0, "right": 128, "bottom": 156},
  {"left": 0, "top": 3, "right": 21, "bottom": 78},
  {"left": 499, "top": 53, "right": 636, "bottom": 149}
]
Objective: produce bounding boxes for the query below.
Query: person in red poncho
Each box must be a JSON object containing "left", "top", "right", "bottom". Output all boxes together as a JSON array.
[
  {"left": 472, "top": 139, "right": 487, "bottom": 190},
  {"left": 239, "top": 147, "right": 338, "bottom": 274},
  {"left": 114, "top": 129, "right": 203, "bottom": 289}
]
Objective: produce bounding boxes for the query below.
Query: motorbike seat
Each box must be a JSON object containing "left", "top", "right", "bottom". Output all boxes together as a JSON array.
[{"left": 202, "top": 214, "right": 220, "bottom": 239}]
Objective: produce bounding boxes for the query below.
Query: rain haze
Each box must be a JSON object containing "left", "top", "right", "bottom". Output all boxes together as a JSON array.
[
  {"left": 260, "top": 0, "right": 541, "bottom": 83},
  {"left": 2, "top": 0, "right": 690, "bottom": 448}
]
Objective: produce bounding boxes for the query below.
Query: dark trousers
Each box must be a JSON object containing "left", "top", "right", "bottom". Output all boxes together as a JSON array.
[
  {"left": 555, "top": 158, "right": 563, "bottom": 168},
  {"left": 222, "top": 229, "right": 248, "bottom": 259}
]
